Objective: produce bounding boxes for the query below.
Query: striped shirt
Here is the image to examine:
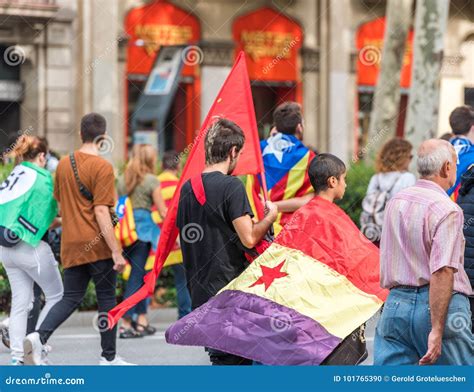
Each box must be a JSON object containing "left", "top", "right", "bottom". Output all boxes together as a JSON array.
[{"left": 380, "top": 179, "right": 472, "bottom": 296}]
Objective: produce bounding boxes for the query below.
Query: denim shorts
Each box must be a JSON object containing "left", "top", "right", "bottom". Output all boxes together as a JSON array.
[{"left": 133, "top": 208, "right": 160, "bottom": 251}]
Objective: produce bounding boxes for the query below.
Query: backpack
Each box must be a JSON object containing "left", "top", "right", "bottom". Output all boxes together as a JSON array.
[{"left": 360, "top": 174, "right": 400, "bottom": 242}]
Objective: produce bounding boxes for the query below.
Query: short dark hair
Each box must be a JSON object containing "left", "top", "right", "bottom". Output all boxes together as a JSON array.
[
  {"left": 162, "top": 150, "right": 179, "bottom": 170},
  {"left": 204, "top": 118, "right": 245, "bottom": 165},
  {"left": 80, "top": 112, "right": 107, "bottom": 143},
  {"left": 273, "top": 102, "right": 303, "bottom": 135},
  {"left": 308, "top": 153, "right": 346, "bottom": 193},
  {"left": 449, "top": 106, "right": 474, "bottom": 135}
]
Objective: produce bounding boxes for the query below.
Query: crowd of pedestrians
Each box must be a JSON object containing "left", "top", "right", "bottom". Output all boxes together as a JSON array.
[{"left": 0, "top": 103, "right": 472, "bottom": 366}]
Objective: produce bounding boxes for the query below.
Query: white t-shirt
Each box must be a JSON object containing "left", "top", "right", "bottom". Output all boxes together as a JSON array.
[{"left": 366, "top": 171, "right": 416, "bottom": 200}]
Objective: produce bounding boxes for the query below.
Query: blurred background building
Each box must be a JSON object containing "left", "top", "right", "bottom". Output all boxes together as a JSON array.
[{"left": 0, "top": 0, "right": 473, "bottom": 163}]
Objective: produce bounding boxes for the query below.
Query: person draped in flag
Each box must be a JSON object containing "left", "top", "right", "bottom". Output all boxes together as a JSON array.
[
  {"left": 153, "top": 150, "right": 192, "bottom": 319},
  {"left": 447, "top": 105, "right": 474, "bottom": 200},
  {"left": 167, "top": 153, "right": 387, "bottom": 365},
  {"left": 0, "top": 136, "right": 63, "bottom": 366},
  {"left": 249, "top": 102, "right": 315, "bottom": 235},
  {"left": 177, "top": 118, "right": 278, "bottom": 365}
]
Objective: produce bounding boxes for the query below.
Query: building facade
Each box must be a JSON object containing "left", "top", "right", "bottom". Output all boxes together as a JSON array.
[{"left": 1, "top": 0, "right": 473, "bottom": 164}]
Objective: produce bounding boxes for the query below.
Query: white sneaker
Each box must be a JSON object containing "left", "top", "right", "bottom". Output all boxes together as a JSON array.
[
  {"left": 99, "top": 355, "right": 136, "bottom": 366},
  {"left": 23, "top": 332, "right": 43, "bottom": 365},
  {"left": 11, "top": 358, "right": 24, "bottom": 366},
  {"left": 40, "top": 344, "right": 52, "bottom": 365}
]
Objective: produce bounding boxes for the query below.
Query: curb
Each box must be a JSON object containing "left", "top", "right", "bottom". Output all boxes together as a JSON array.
[{"left": 1, "top": 307, "right": 179, "bottom": 328}]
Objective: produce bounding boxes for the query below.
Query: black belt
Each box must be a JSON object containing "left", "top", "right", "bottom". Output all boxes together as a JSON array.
[{"left": 392, "top": 284, "right": 429, "bottom": 292}]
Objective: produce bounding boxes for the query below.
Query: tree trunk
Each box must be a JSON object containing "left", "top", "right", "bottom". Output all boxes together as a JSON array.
[
  {"left": 404, "top": 0, "right": 450, "bottom": 147},
  {"left": 367, "top": 0, "right": 413, "bottom": 157}
]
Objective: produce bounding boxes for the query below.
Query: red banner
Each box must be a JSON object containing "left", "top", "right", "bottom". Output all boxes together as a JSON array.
[
  {"left": 109, "top": 52, "right": 266, "bottom": 327},
  {"left": 356, "top": 17, "right": 413, "bottom": 88}
]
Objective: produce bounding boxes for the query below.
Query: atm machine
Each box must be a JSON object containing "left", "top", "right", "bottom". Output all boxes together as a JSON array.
[{"left": 130, "top": 45, "right": 186, "bottom": 154}]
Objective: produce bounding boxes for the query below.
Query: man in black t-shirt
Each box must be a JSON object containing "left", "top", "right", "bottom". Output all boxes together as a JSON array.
[{"left": 177, "top": 118, "right": 278, "bottom": 365}]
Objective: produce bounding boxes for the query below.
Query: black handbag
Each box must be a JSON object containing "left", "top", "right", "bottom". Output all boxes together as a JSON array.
[
  {"left": 47, "top": 228, "right": 62, "bottom": 263},
  {"left": 320, "top": 324, "right": 368, "bottom": 365},
  {"left": 69, "top": 153, "right": 118, "bottom": 226}
]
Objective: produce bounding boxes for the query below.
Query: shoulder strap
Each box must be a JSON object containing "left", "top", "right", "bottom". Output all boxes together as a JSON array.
[
  {"left": 69, "top": 153, "right": 94, "bottom": 201},
  {"left": 190, "top": 175, "right": 258, "bottom": 257},
  {"left": 387, "top": 173, "right": 402, "bottom": 194}
]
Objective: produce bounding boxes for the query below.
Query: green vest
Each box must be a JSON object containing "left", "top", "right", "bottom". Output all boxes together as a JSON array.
[{"left": 0, "top": 162, "right": 58, "bottom": 247}]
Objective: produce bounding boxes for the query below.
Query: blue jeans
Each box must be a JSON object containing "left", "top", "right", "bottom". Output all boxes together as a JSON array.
[
  {"left": 171, "top": 263, "right": 191, "bottom": 319},
  {"left": 375, "top": 286, "right": 474, "bottom": 365},
  {"left": 123, "top": 240, "right": 151, "bottom": 319}
]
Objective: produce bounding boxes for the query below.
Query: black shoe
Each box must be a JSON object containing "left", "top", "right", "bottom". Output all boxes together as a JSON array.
[
  {"left": 134, "top": 322, "right": 157, "bottom": 336},
  {"left": 119, "top": 327, "right": 143, "bottom": 339}
]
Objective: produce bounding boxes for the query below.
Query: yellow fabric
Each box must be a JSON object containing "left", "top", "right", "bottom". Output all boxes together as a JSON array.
[
  {"left": 283, "top": 153, "right": 311, "bottom": 200},
  {"left": 220, "top": 243, "right": 383, "bottom": 339},
  {"left": 114, "top": 197, "right": 138, "bottom": 247},
  {"left": 245, "top": 175, "right": 259, "bottom": 220},
  {"left": 159, "top": 171, "right": 183, "bottom": 267}
]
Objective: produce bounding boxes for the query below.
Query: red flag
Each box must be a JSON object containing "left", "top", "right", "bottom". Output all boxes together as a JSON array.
[{"left": 108, "top": 52, "right": 266, "bottom": 326}]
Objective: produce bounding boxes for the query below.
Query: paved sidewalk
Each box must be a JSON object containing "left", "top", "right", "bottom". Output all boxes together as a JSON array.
[{"left": 0, "top": 308, "right": 379, "bottom": 365}]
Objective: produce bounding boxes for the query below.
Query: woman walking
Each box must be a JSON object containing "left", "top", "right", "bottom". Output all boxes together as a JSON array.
[
  {"left": 360, "top": 138, "right": 416, "bottom": 244},
  {"left": 117, "top": 144, "right": 167, "bottom": 338},
  {"left": 0, "top": 135, "right": 63, "bottom": 365}
]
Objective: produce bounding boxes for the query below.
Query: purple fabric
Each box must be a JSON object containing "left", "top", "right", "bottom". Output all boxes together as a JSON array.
[{"left": 165, "top": 290, "right": 342, "bottom": 365}]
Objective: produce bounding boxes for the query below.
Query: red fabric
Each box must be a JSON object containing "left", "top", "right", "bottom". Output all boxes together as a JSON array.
[
  {"left": 275, "top": 196, "right": 388, "bottom": 302},
  {"left": 108, "top": 52, "right": 265, "bottom": 326},
  {"left": 190, "top": 175, "right": 206, "bottom": 206}
]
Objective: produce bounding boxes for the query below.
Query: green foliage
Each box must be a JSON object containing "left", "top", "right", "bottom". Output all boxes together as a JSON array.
[
  {"left": 0, "top": 164, "right": 13, "bottom": 183},
  {"left": 336, "top": 162, "right": 375, "bottom": 226},
  {"left": 0, "top": 263, "right": 11, "bottom": 314}
]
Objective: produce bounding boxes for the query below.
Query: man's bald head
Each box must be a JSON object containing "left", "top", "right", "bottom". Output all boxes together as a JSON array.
[{"left": 417, "top": 139, "right": 456, "bottom": 180}]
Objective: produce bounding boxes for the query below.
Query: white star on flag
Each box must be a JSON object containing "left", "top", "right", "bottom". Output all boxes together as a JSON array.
[{"left": 262, "top": 133, "right": 295, "bottom": 163}]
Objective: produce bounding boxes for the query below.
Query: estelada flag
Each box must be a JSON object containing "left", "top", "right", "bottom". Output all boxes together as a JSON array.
[
  {"left": 165, "top": 196, "right": 389, "bottom": 365},
  {"left": 108, "top": 51, "right": 265, "bottom": 326},
  {"left": 114, "top": 196, "right": 138, "bottom": 248},
  {"left": 145, "top": 171, "right": 183, "bottom": 271},
  {"left": 248, "top": 134, "right": 315, "bottom": 235}
]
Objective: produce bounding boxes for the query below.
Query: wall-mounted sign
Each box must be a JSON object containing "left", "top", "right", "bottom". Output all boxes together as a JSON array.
[
  {"left": 233, "top": 7, "right": 303, "bottom": 82},
  {"left": 356, "top": 17, "right": 413, "bottom": 88},
  {"left": 125, "top": 0, "right": 200, "bottom": 76}
]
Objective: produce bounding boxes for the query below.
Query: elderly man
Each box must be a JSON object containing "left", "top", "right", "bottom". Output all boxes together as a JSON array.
[{"left": 375, "top": 139, "right": 474, "bottom": 365}]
